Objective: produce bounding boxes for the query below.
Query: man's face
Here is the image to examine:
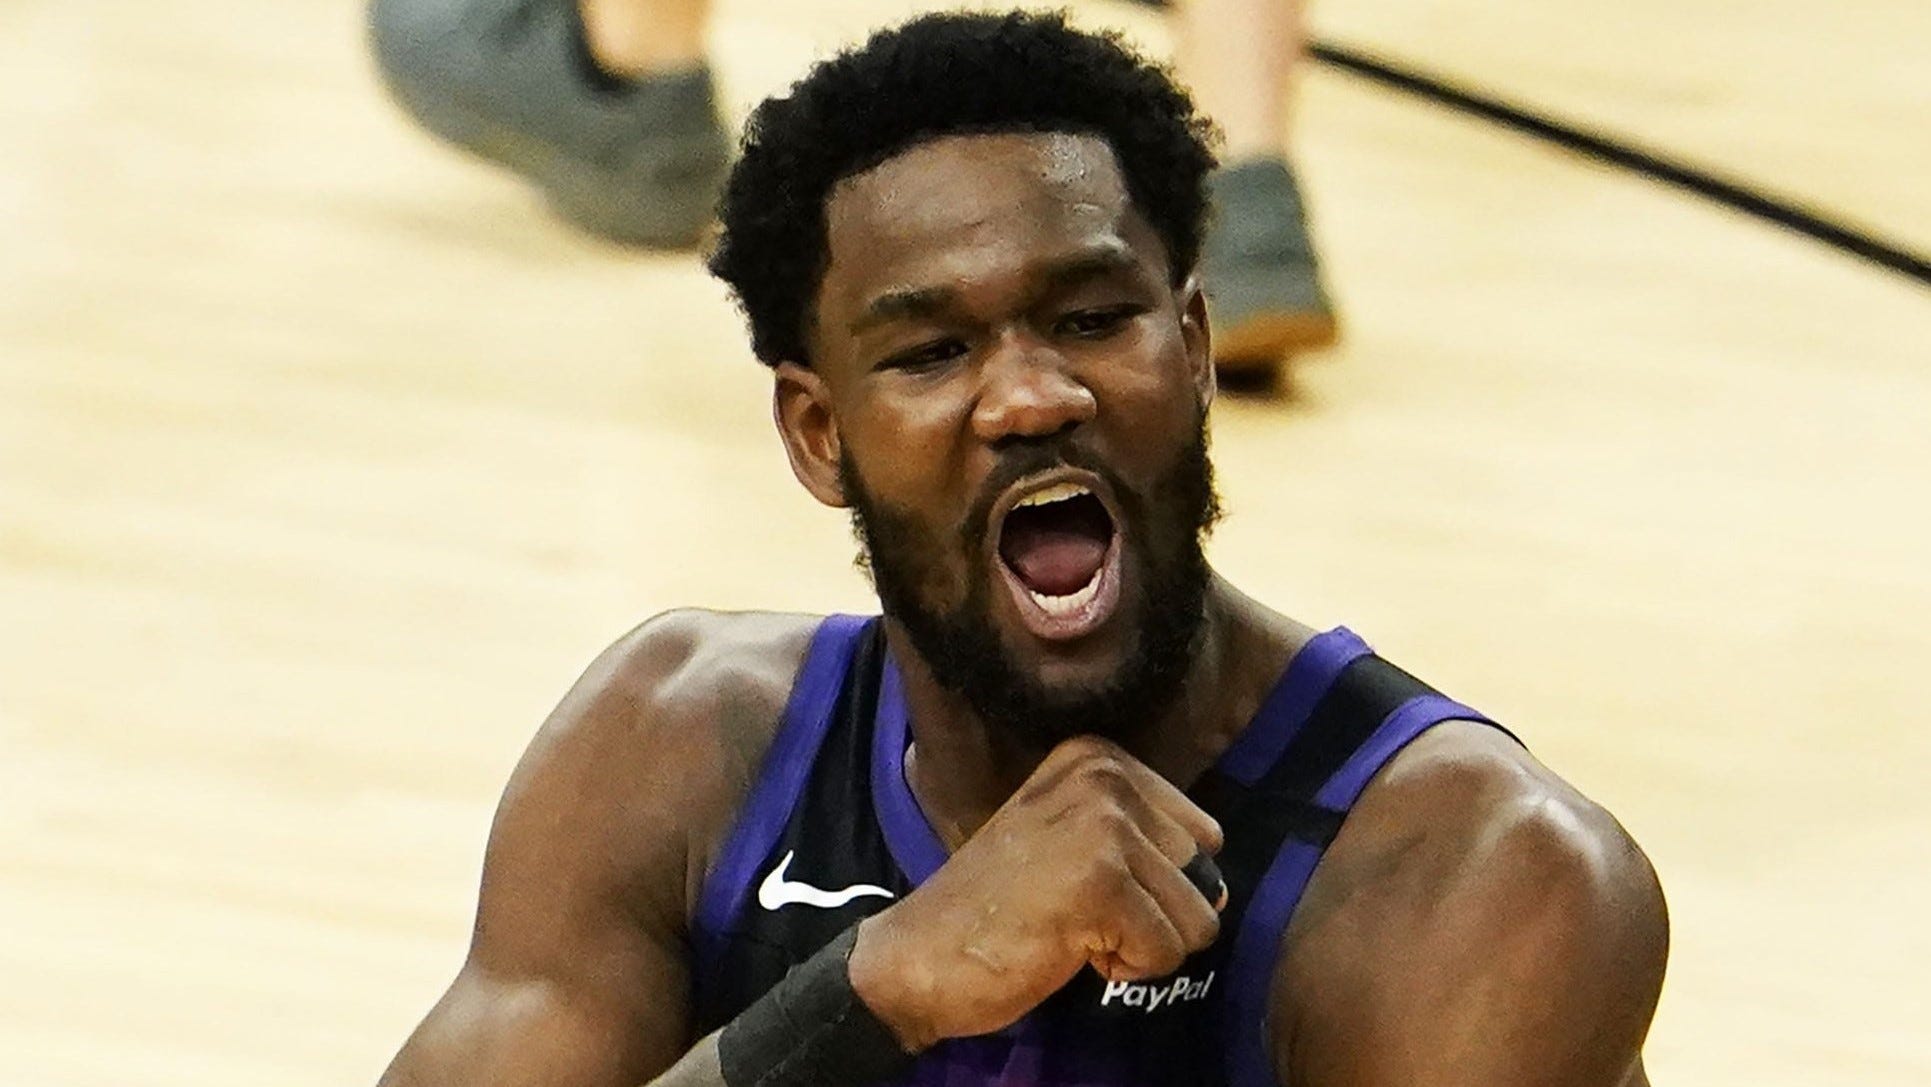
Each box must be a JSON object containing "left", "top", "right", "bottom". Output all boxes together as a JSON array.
[{"left": 784, "top": 131, "right": 1218, "bottom": 747}]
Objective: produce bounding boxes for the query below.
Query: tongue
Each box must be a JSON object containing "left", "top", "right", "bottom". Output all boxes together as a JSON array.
[{"left": 1002, "top": 521, "right": 1107, "bottom": 597}]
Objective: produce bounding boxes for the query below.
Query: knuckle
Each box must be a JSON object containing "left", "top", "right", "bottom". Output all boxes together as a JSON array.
[
  {"left": 1074, "top": 756, "right": 1132, "bottom": 792},
  {"left": 1080, "top": 853, "right": 1135, "bottom": 901},
  {"left": 1053, "top": 734, "right": 1115, "bottom": 763},
  {"left": 1084, "top": 797, "right": 1134, "bottom": 836},
  {"left": 1153, "top": 819, "right": 1194, "bottom": 858}
]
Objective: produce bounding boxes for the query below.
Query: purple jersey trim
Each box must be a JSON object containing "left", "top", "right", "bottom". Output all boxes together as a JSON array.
[
  {"left": 691, "top": 614, "right": 873, "bottom": 969},
  {"left": 1214, "top": 628, "right": 1372, "bottom": 786},
  {"left": 872, "top": 627, "right": 1367, "bottom": 884},
  {"left": 872, "top": 657, "right": 949, "bottom": 885},
  {"left": 1314, "top": 694, "right": 1490, "bottom": 810},
  {"left": 1221, "top": 837, "right": 1325, "bottom": 1087},
  {"left": 1222, "top": 694, "right": 1493, "bottom": 1087}
]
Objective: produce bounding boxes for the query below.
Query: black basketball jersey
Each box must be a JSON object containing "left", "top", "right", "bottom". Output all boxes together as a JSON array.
[{"left": 690, "top": 616, "right": 1505, "bottom": 1087}]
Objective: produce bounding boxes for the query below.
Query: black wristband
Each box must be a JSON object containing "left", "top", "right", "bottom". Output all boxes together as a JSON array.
[{"left": 717, "top": 925, "right": 916, "bottom": 1087}]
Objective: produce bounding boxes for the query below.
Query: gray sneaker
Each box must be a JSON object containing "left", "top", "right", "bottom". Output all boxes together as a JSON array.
[
  {"left": 368, "top": 0, "right": 730, "bottom": 248},
  {"left": 1201, "top": 157, "right": 1339, "bottom": 385}
]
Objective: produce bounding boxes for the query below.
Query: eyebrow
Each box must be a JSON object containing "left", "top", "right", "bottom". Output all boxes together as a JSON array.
[
  {"left": 846, "top": 247, "right": 1146, "bottom": 337},
  {"left": 848, "top": 284, "right": 954, "bottom": 336}
]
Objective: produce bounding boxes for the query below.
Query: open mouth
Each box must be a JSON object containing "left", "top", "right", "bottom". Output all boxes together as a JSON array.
[{"left": 994, "top": 477, "right": 1123, "bottom": 641}]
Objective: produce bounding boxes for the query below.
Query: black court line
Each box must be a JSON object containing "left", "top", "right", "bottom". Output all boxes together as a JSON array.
[{"left": 1308, "top": 39, "right": 1931, "bottom": 288}]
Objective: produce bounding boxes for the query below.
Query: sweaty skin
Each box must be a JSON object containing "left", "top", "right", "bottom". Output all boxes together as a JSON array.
[{"left": 378, "top": 134, "right": 1666, "bottom": 1087}]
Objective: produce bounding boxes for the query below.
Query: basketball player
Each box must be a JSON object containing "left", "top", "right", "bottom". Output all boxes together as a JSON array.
[
  {"left": 377, "top": 13, "right": 1666, "bottom": 1087},
  {"left": 367, "top": 0, "right": 1334, "bottom": 381}
]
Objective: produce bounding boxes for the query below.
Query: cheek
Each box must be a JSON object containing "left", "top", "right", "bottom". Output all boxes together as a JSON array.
[
  {"left": 1098, "top": 344, "right": 1199, "bottom": 445},
  {"left": 1099, "top": 315, "right": 1194, "bottom": 392},
  {"left": 847, "top": 388, "right": 971, "bottom": 493}
]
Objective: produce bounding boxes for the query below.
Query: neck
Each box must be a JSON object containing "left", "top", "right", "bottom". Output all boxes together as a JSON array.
[{"left": 885, "top": 575, "right": 1312, "bottom": 850}]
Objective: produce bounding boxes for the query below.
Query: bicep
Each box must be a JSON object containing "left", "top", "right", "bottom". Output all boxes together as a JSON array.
[
  {"left": 382, "top": 621, "right": 714, "bottom": 1087},
  {"left": 379, "top": 809, "right": 695, "bottom": 1087},
  {"left": 381, "top": 945, "right": 688, "bottom": 1087},
  {"left": 1276, "top": 784, "right": 1668, "bottom": 1087}
]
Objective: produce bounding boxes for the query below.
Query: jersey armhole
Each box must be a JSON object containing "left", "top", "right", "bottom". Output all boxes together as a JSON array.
[
  {"left": 689, "top": 614, "right": 873, "bottom": 972},
  {"left": 1221, "top": 679, "right": 1500, "bottom": 1087}
]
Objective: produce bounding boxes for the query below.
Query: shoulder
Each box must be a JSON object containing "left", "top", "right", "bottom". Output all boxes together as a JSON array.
[
  {"left": 558, "top": 606, "right": 829, "bottom": 765},
  {"left": 1306, "top": 722, "right": 1659, "bottom": 918},
  {"left": 485, "top": 609, "right": 834, "bottom": 930},
  {"left": 1272, "top": 721, "right": 1668, "bottom": 1086},
  {"left": 394, "top": 612, "right": 837, "bottom": 1080}
]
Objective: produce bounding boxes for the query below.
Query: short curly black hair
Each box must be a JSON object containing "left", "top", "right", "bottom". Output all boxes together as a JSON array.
[{"left": 707, "top": 9, "right": 1219, "bottom": 367}]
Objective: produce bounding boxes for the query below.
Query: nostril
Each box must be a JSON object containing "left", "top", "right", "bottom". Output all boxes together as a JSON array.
[{"left": 989, "top": 418, "right": 1081, "bottom": 452}]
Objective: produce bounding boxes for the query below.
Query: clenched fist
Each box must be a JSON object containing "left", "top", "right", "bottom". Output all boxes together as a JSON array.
[{"left": 848, "top": 735, "right": 1225, "bottom": 1051}]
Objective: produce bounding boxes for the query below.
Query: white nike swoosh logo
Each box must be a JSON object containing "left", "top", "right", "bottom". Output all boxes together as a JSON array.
[{"left": 756, "top": 850, "right": 896, "bottom": 910}]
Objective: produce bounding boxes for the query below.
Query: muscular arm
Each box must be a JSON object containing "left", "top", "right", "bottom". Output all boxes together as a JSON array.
[
  {"left": 379, "top": 616, "right": 1234, "bottom": 1086},
  {"left": 379, "top": 612, "right": 813, "bottom": 1087},
  {"left": 1272, "top": 722, "right": 1669, "bottom": 1087}
]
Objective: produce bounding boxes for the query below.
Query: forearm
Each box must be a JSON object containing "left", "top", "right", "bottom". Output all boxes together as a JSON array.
[{"left": 381, "top": 924, "right": 912, "bottom": 1087}]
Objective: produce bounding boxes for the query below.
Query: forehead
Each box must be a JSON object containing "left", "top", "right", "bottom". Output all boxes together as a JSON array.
[{"left": 815, "top": 132, "right": 1159, "bottom": 329}]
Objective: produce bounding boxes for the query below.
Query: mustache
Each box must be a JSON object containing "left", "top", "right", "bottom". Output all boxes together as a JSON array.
[{"left": 961, "top": 440, "right": 1122, "bottom": 551}]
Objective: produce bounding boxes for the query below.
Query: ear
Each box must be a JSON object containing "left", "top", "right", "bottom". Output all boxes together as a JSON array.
[
  {"left": 1179, "top": 274, "right": 1216, "bottom": 410},
  {"left": 772, "top": 362, "right": 850, "bottom": 508}
]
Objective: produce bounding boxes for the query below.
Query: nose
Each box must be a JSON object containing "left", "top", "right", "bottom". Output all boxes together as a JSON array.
[{"left": 970, "top": 333, "right": 1097, "bottom": 446}]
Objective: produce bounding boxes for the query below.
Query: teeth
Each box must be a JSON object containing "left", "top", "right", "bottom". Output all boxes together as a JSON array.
[
  {"left": 1015, "top": 482, "right": 1091, "bottom": 508},
  {"left": 1029, "top": 573, "right": 1102, "bottom": 617}
]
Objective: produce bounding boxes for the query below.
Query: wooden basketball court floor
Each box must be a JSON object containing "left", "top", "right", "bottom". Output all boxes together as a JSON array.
[{"left": 1, "top": 1, "right": 1926, "bottom": 1083}]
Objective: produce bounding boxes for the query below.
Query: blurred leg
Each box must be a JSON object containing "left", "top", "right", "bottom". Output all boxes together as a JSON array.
[
  {"left": 578, "top": 0, "right": 709, "bottom": 79},
  {"left": 1176, "top": 0, "right": 1303, "bottom": 160},
  {"left": 1174, "top": 0, "right": 1337, "bottom": 388},
  {"left": 369, "top": 0, "right": 729, "bottom": 248}
]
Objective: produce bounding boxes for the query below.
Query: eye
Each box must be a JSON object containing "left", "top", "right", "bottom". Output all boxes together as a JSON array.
[
  {"left": 1057, "top": 305, "right": 1143, "bottom": 339},
  {"left": 878, "top": 338, "right": 968, "bottom": 373}
]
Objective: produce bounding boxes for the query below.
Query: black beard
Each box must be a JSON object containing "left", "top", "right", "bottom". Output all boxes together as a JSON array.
[{"left": 841, "top": 410, "right": 1221, "bottom": 750}]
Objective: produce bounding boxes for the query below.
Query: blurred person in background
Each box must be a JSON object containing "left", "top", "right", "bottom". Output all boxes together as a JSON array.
[{"left": 367, "top": 0, "right": 1335, "bottom": 384}]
